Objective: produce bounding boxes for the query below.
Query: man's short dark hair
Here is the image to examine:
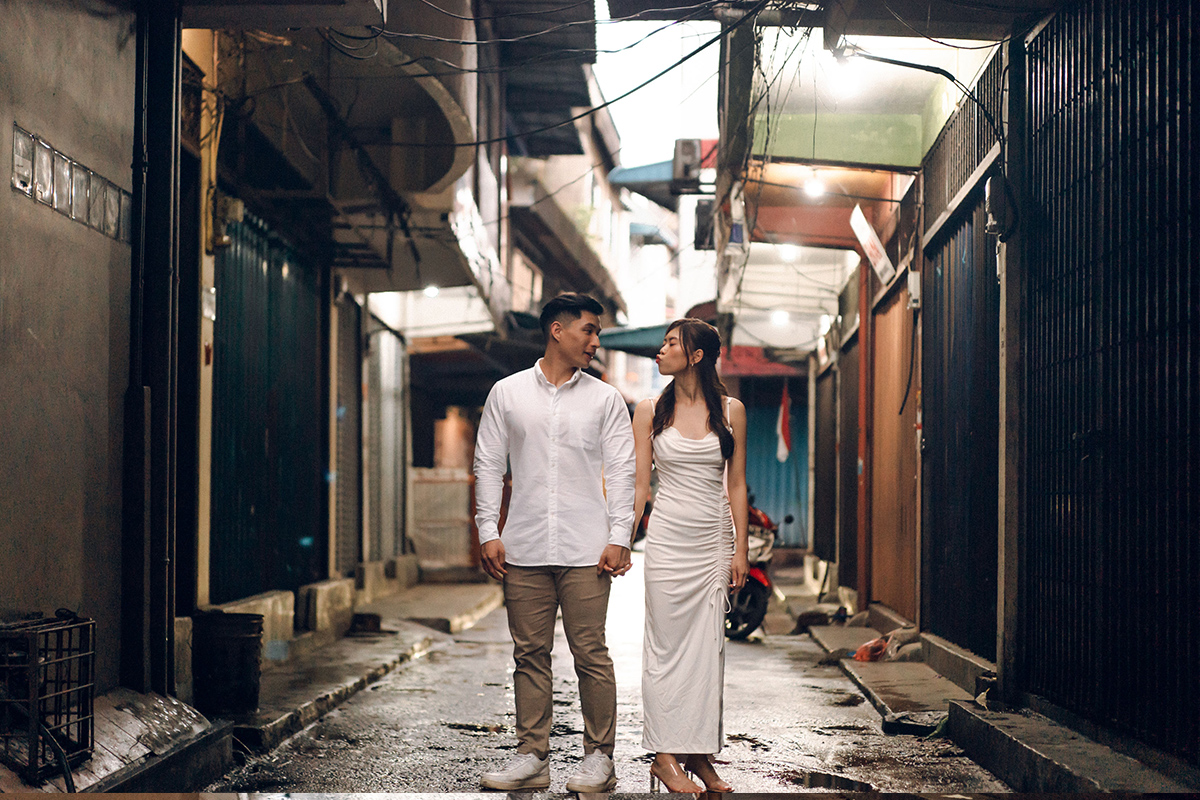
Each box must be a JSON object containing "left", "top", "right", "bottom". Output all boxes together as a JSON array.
[{"left": 538, "top": 292, "right": 604, "bottom": 338}]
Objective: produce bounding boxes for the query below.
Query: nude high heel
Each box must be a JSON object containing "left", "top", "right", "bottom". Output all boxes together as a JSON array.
[
  {"left": 649, "top": 756, "right": 702, "bottom": 795},
  {"left": 685, "top": 754, "right": 733, "bottom": 793}
]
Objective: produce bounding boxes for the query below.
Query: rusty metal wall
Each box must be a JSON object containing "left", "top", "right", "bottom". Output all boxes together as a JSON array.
[
  {"left": 813, "top": 366, "right": 838, "bottom": 563},
  {"left": 921, "top": 200, "right": 999, "bottom": 660},
  {"left": 1021, "top": 1, "right": 1198, "bottom": 762},
  {"left": 870, "top": 288, "right": 919, "bottom": 621}
]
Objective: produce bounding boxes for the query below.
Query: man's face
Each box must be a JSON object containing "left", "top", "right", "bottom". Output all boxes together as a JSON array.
[{"left": 552, "top": 311, "right": 601, "bottom": 369}]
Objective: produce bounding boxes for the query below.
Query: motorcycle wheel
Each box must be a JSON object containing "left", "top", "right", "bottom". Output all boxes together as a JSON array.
[{"left": 725, "top": 581, "right": 770, "bottom": 640}]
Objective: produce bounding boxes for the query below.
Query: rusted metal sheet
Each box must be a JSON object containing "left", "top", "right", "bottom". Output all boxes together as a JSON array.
[{"left": 870, "top": 288, "right": 919, "bottom": 622}]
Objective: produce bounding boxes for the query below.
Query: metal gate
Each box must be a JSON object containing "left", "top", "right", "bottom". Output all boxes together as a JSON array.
[
  {"left": 365, "top": 319, "right": 410, "bottom": 562},
  {"left": 812, "top": 365, "right": 837, "bottom": 562},
  {"left": 210, "top": 214, "right": 324, "bottom": 603},
  {"left": 334, "top": 295, "right": 362, "bottom": 577},
  {"left": 837, "top": 339, "right": 859, "bottom": 590},
  {"left": 1020, "top": 2, "right": 1198, "bottom": 762},
  {"left": 921, "top": 201, "right": 999, "bottom": 660}
]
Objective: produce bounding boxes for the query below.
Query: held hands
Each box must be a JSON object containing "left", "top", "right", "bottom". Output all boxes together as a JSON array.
[
  {"left": 598, "top": 543, "right": 632, "bottom": 577},
  {"left": 730, "top": 550, "right": 750, "bottom": 591},
  {"left": 480, "top": 539, "right": 507, "bottom": 580}
]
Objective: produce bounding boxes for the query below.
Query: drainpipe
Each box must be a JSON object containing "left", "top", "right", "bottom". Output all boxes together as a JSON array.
[{"left": 123, "top": 0, "right": 180, "bottom": 696}]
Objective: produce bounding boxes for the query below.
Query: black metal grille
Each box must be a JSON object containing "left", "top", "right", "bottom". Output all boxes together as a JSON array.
[
  {"left": 211, "top": 215, "right": 325, "bottom": 603},
  {"left": 1020, "top": 1, "right": 1198, "bottom": 763},
  {"left": 921, "top": 200, "right": 999, "bottom": 661},
  {"left": 923, "top": 52, "right": 1004, "bottom": 224},
  {"left": 813, "top": 367, "right": 837, "bottom": 563},
  {"left": 837, "top": 340, "right": 859, "bottom": 591},
  {"left": 335, "top": 296, "right": 363, "bottom": 576}
]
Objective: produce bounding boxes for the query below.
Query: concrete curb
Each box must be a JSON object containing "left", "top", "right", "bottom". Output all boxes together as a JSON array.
[
  {"left": 947, "top": 700, "right": 1194, "bottom": 793},
  {"left": 232, "top": 630, "right": 438, "bottom": 753}
]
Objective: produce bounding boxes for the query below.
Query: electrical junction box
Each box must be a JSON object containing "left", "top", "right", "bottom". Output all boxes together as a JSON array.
[{"left": 907, "top": 270, "right": 921, "bottom": 309}]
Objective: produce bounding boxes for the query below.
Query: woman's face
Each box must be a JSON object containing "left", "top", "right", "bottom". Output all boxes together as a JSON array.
[{"left": 655, "top": 330, "right": 695, "bottom": 376}]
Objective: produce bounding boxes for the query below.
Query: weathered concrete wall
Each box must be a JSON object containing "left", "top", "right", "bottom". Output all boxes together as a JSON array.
[{"left": 0, "top": 0, "right": 136, "bottom": 691}]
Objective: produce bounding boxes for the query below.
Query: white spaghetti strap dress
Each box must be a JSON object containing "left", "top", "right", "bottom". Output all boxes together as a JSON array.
[{"left": 641, "top": 401, "right": 733, "bottom": 754}]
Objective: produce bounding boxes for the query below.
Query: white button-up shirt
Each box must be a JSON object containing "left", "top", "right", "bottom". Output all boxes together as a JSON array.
[{"left": 473, "top": 359, "right": 636, "bottom": 567}]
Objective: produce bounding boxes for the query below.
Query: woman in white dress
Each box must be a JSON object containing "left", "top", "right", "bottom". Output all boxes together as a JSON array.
[{"left": 632, "top": 318, "right": 749, "bottom": 794}]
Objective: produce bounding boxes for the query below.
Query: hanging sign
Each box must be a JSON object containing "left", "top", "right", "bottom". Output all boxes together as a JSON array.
[{"left": 850, "top": 204, "right": 895, "bottom": 285}]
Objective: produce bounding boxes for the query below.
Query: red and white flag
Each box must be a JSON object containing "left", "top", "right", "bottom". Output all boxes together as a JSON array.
[{"left": 776, "top": 381, "right": 792, "bottom": 463}]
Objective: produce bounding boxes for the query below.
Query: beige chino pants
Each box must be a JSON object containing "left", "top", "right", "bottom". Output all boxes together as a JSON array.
[{"left": 503, "top": 564, "right": 616, "bottom": 760}]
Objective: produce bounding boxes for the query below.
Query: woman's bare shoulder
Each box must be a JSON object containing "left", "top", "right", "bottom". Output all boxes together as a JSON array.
[{"left": 633, "top": 398, "right": 655, "bottom": 424}]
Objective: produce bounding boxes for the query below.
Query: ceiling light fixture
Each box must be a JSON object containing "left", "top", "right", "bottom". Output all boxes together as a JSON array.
[
  {"left": 804, "top": 177, "right": 826, "bottom": 198},
  {"left": 771, "top": 309, "right": 790, "bottom": 327}
]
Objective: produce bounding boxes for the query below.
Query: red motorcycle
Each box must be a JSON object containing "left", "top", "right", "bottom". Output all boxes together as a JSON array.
[{"left": 725, "top": 504, "right": 791, "bottom": 640}]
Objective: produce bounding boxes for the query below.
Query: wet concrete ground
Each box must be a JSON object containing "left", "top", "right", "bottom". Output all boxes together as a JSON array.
[{"left": 208, "top": 552, "right": 1009, "bottom": 793}]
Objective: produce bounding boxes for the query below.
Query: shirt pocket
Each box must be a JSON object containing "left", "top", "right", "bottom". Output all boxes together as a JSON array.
[{"left": 568, "top": 407, "right": 603, "bottom": 454}]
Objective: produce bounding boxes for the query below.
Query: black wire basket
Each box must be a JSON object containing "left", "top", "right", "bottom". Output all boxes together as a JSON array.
[{"left": 0, "top": 614, "right": 95, "bottom": 783}]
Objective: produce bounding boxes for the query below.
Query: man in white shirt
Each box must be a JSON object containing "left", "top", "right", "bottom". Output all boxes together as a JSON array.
[{"left": 474, "top": 293, "right": 636, "bottom": 793}]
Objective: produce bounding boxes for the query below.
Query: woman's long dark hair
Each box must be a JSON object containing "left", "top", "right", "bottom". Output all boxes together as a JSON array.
[{"left": 652, "top": 318, "right": 735, "bottom": 459}]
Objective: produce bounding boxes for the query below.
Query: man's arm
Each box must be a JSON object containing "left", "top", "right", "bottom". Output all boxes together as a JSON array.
[
  {"left": 473, "top": 384, "right": 509, "bottom": 579},
  {"left": 598, "top": 392, "right": 637, "bottom": 576}
]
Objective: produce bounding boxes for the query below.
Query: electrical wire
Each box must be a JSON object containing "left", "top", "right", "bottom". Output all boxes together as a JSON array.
[
  {"left": 363, "top": 0, "right": 723, "bottom": 47},
  {"left": 414, "top": 0, "right": 592, "bottom": 23},
  {"left": 322, "top": 4, "right": 718, "bottom": 78},
  {"left": 381, "top": 0, "right": 771, "bottom": 149},
  {"left": 879, "top": 0, "right": 1016, "bottom": 50}
]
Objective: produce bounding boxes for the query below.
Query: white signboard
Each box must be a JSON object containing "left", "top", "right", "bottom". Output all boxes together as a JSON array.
[{"left": 850, "top": 204, "right": 896, "bottom": 286}]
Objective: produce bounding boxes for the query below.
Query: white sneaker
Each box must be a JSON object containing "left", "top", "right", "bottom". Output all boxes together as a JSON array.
[
  {"left": 480, "top": 752, "right": 550, "bottom": 791},
  {"left": 565, "top": 751, "right": 616, "bottom": 793}
]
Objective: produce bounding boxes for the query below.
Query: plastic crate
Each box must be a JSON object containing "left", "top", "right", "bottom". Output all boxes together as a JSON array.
[{"left": 0, "top": 615, "right": 94, "bottom": 783}]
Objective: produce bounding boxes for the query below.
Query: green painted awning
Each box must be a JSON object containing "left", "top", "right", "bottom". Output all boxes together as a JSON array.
[{"left": 599, "top": 323, "right": 670, "bottom": 359}]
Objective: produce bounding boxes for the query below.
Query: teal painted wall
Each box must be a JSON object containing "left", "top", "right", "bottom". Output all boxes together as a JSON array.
[{"left": 741, "top": 378, "right": 808, "bottom": 549}]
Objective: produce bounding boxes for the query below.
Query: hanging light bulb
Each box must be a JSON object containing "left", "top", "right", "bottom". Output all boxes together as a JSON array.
[{"left": 423, "top": 285, "right": 440, "bottom": 298}]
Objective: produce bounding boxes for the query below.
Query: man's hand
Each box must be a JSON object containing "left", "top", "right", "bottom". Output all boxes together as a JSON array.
[
  {"left": 598, "top": 544, "right": 632, "bottom": 577},
  {"left": 481, "top": 539, "right": 507, "bottom": 580}
]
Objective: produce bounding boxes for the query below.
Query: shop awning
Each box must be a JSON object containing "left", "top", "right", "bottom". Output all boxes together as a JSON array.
[{"left": 598, "top": 323, "right": 670, "bottom": 359}]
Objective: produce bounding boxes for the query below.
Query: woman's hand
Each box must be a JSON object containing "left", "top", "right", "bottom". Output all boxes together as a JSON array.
[{"left": 730, "top": 550, "right": 750, "bottom": 591}]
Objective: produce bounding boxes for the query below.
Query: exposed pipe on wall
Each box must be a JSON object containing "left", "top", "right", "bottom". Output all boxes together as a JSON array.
[{"left": 122, "top": 0, "right": 180, "bottom": 696}]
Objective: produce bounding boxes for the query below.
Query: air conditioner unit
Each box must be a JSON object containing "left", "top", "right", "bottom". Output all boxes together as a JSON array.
[{"left": 671, "top": 138, "right": 702, "bottom": 194}]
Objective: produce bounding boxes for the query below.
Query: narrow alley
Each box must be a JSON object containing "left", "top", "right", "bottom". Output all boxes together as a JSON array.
[
  {"left": 3, "top": 0, "right": 1197, "bottom": 794},
  {"left": 208, "top": 552, "right": 1007, "bottom": 793}
]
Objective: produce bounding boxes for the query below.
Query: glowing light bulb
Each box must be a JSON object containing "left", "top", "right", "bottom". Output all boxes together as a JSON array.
[
  {"left": 423, "top": 285, "right": 440, "bottom": 298},
  {"left": 778, "top": 243, "right": 798, "bottom": 262},
  {"left": 771, "top": 309, "right": 790, "bottom": 327},
  {"left": 804, "top": 178, "right": 826, "bottom": 198}
]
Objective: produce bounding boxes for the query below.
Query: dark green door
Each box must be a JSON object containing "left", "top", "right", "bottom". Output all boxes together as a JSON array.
[{"left": 210, "top": 214, "right": 325, "bottom": 603}]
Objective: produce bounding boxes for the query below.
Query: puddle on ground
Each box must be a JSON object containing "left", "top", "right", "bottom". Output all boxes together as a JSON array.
[
  {"left": 777, "top": 769, "right": 875, "bottom": 791},
  {"left": 444, "top": 721, "right": 508, "bottom": 733},
  {"left": 724, "top": 733, "right": 770, "bottom": 751}
]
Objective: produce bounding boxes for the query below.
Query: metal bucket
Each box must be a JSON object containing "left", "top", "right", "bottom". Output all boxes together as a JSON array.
[{"left": 192, "top": 611, "right": 263, "bottom": 716}]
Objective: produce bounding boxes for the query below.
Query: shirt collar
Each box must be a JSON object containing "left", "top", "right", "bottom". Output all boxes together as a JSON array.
[{"left": 535, "top": 358, "right": 582, "bottom": 389}]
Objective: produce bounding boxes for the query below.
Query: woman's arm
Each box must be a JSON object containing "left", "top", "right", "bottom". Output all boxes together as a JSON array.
[
  {"left": 726, "top": 398, "right": 750, "bottom": 589},
  {"left": 631, "top": 399, "right": 655, "bottom": 546}
]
